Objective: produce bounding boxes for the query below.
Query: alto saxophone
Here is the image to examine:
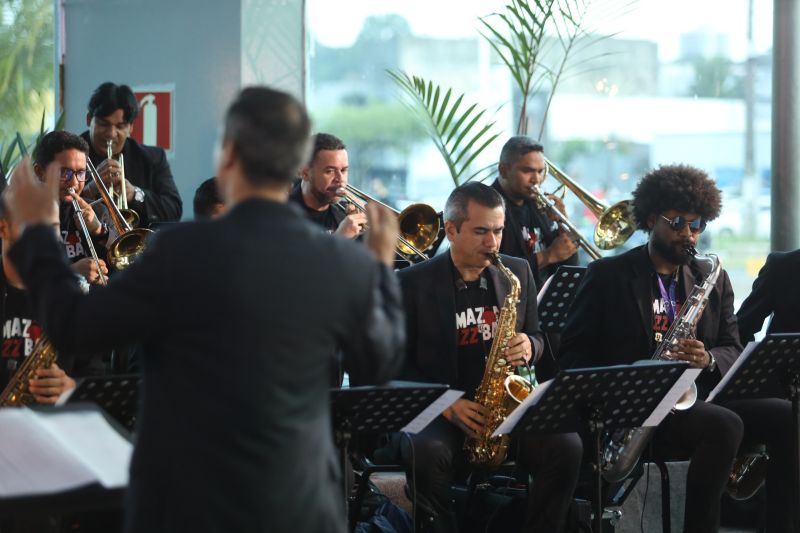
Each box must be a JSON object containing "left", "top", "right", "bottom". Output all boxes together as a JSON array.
[
  {"left": 464, "top": 253, "right": 534, "bottom": 466},
  {"left": 0, "top": 334, "right": 58, "bottom": 407},
  {"left": 601, "top": 249, "right": 721, "bottom": 483}
]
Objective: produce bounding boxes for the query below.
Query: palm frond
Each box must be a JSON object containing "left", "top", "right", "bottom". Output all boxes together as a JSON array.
[{"left": 387, "top": 70, "right": 501, "bottom": 186}]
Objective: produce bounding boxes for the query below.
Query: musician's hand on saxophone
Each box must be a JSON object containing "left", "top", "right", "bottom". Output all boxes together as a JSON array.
[
  {"left": 503, "top": 332, "right": 532, "bottom": 366},
  {"left": 334, "top": 200, "right": 367, "bottom": 239},
  {"left": 443, "top": 399, "right": 490, "bottom": 438},
  {"left": 665, "top": 338, "right": 711, "bottom": 369},
  {"left": 27, "top": 363, "right": 76, "bottom": 405},
  {"left": 71, "top": 257, "right": 109, "bottom": 285}
]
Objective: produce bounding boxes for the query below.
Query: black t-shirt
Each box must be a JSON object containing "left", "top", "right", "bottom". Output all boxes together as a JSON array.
[
  {"left": 651, "top": 270, "right": 684, "bottom": 351},
  {"left": 60, "top": 203, "right": 89, "bottom": 262},
  {"left": 507, "top": 201, "right": 552, "bottom": 257},
  {"left": 454, "top": 273, "right": 500, "bottom": 399},
  {"left": 288, "top": 184, "right": 341, "bottom": 234},
  {"left": 0, "top": 282, "right": 42, "bottom": 390}
]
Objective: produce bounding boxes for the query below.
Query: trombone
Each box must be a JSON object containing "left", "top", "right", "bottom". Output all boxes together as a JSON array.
[
  {"left": 531, "top": 184, "right": 603, "bottom": 261},
  {"left": 336, "top": 184, "right": 440, "bottom": 262},
  {"left": 541, "top": 157, "right": 636, "bottom": 253},
  {"left": 68, "top": 187, "right": 107, "bottom": 286},
  {"left": 86, "top": 157, "right": 153, "bottom": 270},
  {"left": 106, "top": 140, "right": 140, "bottom": 227}
]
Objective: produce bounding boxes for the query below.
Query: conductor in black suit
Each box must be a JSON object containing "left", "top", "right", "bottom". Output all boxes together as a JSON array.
[
  {"left": 737, "top": 249, "right": 800, "bottom": 344},
  {"left": 5, "top": 87, "right": 405, "bottom": 533},
  {"left": 396, "top": 182, "right": 583, "bottom": 533}
]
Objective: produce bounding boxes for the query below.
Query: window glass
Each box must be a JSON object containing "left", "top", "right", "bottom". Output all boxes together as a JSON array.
[{"left": 307, "top": 0, "right": 773, "bottom": 303}]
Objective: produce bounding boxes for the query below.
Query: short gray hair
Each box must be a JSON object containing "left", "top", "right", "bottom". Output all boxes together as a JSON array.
[{"left": 444, "top": 182, "right": 505, "bottom": 230}]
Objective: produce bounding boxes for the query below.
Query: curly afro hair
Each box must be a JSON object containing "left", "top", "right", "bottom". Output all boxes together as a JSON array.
[{"left": 631, "top": 164, "right": 722, "bottom": 232}]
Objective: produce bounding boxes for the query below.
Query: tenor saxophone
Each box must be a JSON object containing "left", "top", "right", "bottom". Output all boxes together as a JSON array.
[
  {"left": 0, "top": 334, "right": 58, "bottom": 407},
  {"left": 464, "top": 253, "right": 534, "bottom": 466}
]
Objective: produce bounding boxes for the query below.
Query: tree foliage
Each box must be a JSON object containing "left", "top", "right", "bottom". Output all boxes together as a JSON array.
[{"left": 0, "top": 0, "right": 55, "bottom": 164}]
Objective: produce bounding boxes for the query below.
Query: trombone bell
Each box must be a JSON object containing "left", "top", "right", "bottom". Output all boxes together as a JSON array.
[
  {"left": 594, "top": 199, "right": 635, "bottom": 250},
  {"left": 397, "top": 204, "right": 440, "bottom": 257}
]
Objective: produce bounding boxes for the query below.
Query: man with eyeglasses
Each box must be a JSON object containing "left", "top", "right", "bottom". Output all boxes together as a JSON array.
[
  {"left": 559, "top": 164, "right": 797, "bottom": 532},
  {"left": 32, "top": 130, "right": 109, "bottom": 285},
  {"left": 81, "top": 82, "right": 182, "bottom": 226}
]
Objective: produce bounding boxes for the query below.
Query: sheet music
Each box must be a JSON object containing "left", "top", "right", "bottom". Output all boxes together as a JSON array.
[
  {"left": 642, "top": 368, "right": 702, "bottom": 426},
  {"left": 400, "top": 389, "right": 464, "bottom": 434},
  {"left": 0, "top": 408, "right": 131, "bottom": 497},
  {"left": 706, "top": 341, "right": 759, "bottom": 403},
  {"left": 492, "top": 379, "right": 554, "bottom": 437},
  {"left": 536, "top": 274, "right": 555, "bottom": 305}
]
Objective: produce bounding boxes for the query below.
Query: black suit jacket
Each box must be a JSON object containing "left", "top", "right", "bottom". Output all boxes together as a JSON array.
[
  {"left": 737, "top": 249, "right": 800, "bottom": 344},
  {"left": 397, "top": 252, "right": 541, "bottom": 387},
  {"left": 559, "top": 245, "right": 742, "bottom": 397},
  {"left": 10, "top": 199, "right": 404, "bottom": 533},
  {"left": 490, "top": 179, "right": 578, "bottom": 287},
  {"left": 82, "top": 132, "right": 183, "bottom": 225}
]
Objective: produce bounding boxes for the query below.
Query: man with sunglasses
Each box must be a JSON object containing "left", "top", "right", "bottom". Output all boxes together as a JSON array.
[
  {"left": 559, "top": 164, "right": 747, "bottom": 532},
  {"left": 32, "top": 131, "right": 109, "bottom": 286}
]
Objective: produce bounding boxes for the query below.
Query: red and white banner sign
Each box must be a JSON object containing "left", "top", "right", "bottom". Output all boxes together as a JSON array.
[{"left": 131, "top": 86, "right": 173, "bottom": 152}]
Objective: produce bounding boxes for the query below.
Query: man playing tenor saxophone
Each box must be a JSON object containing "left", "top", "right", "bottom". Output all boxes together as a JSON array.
[
  {"left": 560, "top": 164, "right": 797, "bottom": 533},
  {"left": 393, "top": 182, "right": 582, "bottom": 533}
]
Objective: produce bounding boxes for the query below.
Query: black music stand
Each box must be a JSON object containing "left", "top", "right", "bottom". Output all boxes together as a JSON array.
[
  {"left": 331, "top": 381, "right": 452, "bottom": 530},
  {"left": 504, "top": 361, "right": 689, "bottom": 533},
  {"left": 67, "top": 374, "right": 141, "bottom": 433},
  {"left": 537, "top": 265, "right": 586, "bottom": 333},
  {"left": 708, "top": 333, "right": 800, "bottom": 522}
]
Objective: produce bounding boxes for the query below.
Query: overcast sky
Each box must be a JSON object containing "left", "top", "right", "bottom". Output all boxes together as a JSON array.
[{"left": 307, "top": 0, "right": 774, "bottom": 61}]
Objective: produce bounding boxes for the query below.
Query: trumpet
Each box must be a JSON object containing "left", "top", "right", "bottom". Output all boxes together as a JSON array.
[
  {"left": 86, "top": 157, "right": 153, "bottom": 270},
  {"left": 543, "top": 157, "right": 635, "bottom": 251},
  {"left": 335, "top": 185, "right": 440, "bottom": 262},
  {"left": 106, "top": 140, "right": 140, "bottom": 227}
]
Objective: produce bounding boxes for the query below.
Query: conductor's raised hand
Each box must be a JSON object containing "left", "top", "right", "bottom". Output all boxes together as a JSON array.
[
  {"left": 5, "top": 156, "right": 59, "bottom": 228},
  {"left": 365, "top": 202, "right": 398, "bottom": 267}
]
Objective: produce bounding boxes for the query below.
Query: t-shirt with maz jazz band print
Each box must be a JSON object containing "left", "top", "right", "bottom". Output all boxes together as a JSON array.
[
  {"left": 454, "top": 275, "right": 500, "bottom": 399},
  {"left": 651, "top": 271, "right": 685, "bottom": 352},
  {"left": 0, "top": 282, "right": 42, "bottom": 390}
]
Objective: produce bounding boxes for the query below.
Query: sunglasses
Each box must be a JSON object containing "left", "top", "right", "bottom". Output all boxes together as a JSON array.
[
  {"left": 660, "top": 214, "right": 707, "bottom": 234},
  {"left": 60, "top": 168, "right": 87, "bottom": 182}
]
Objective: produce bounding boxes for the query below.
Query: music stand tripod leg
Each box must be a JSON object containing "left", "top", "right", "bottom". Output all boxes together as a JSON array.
[{"left": 588, "top": 405, "right": 605, "bottom": 533}]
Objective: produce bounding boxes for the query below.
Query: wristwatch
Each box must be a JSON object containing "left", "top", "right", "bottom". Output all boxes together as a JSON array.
[
  {"left": 133, "top": 186, "right": 145, "bottom": 203},
  {"left": 707, "top": 351, "right": 717, "bottom": 372}
]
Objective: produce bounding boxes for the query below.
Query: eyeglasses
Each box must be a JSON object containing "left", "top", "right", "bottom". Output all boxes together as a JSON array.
[
  {"left": 660, "top": 214, "right": 706, "bottom": 234},
  {"left": 60, "top": 168, "right": 87, "bottom": 182}
]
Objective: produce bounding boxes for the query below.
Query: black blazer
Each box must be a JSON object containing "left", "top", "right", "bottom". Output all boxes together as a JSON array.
[
  {"left": 737, "top": 249, "right": 800, "bottom": 344},
  {"left": 10, "top": 199, "right": 404, "bottom": 533},
  {"left": 397, "top": 252, "right": 541, "bottom": 387},
  {"left": 82, "top": 132, "right": 183, "bottom": 225},
  {"left": 559, "top": 245, "right": 742, "bottom": 397}
]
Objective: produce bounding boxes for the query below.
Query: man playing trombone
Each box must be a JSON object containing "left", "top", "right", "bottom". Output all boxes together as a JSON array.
[
  {"left": 32, "top": 131, "right": 109, "bottom": 286},
  {"left": 492, "top": 137, "right": 578, "bottom": 287},
  {"left": 289, "top": 132, "right": 366, "bottom": 238}
]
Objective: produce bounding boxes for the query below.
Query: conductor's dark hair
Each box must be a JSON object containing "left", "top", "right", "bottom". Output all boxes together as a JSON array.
[
  {"left": 223, "top": 87, "right": 311, "bottom": 186},
  {"left": 33, "top": 130, "right": 89, "bottom": 168},
  {"left": 499, "top": 136, "right": 544, "bottom": 165},
  {"left": 193, "top": 177, "right": 223, "bottom": 220},
  {"left": 87, "top": 82, "right": 140, "bottom": 123},
  {"left": 632, "top": 164, "right": 722, "bottom": 231},
  {"left": 308, "top": 133, "right": 346, "bottom": 164},
  {"left": 444, "top": 182, "right": 505, "bottom": 231}
]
